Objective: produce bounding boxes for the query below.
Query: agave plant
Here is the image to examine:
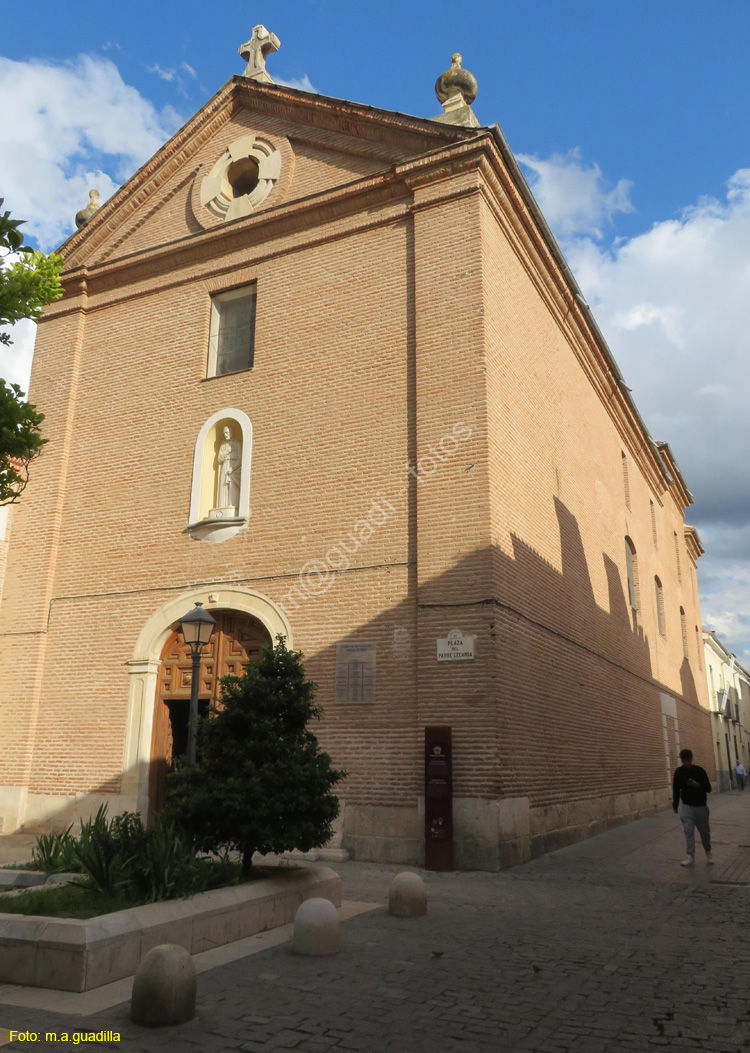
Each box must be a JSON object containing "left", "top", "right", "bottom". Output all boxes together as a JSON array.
[{"left": 32, "top": 826, "right": 73, "bottom": 874}]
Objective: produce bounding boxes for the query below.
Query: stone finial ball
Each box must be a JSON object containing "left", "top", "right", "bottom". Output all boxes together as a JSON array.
[
  {"left": 388, "top": 871, "right": 428, "bottom": 917},
  {"left": 131, "top": 944, "right": 196, "bottom": 1027},
  {"left": 293, "top": 897, "right": 341, "bottom": 956},
  {"left": 435, "top": 53, "right": 478, "bottom": 105}
]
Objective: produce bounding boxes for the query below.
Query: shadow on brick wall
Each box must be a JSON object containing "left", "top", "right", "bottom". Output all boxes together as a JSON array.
[{"left": 5, "top": 492, "right": 713, "bottom": 842}]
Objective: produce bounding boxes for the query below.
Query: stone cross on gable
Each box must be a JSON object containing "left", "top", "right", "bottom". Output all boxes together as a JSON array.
[{"left": 239, "top": 25, "right": 280, "bottom": 83}]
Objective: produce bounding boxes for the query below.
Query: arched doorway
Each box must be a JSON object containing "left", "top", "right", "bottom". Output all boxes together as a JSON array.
[{"left": 148, "top": 610, "right": 272, "bottom": 817}]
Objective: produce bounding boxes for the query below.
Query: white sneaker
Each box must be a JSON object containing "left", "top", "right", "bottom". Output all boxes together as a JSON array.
[
  {"left": 706, "top": 854, "right": 715, "bottom": 864},
  {"left": 680, "top": 858, "right": 695, "bottom": 867}
]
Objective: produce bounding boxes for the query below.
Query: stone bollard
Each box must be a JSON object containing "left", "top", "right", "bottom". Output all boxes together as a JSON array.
[
  {"left": 131, "top": 944, "right": 196, "bottom": 1027},
  {"left": 388, "top": 872, "right": 427, "bottom": 917},
  {"left": 293, "top": 897, "right": 341, "bottom": 955}
]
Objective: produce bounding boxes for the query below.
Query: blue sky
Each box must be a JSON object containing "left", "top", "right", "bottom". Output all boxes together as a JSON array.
[
  {"left": 2, "top": 0, "right": 749, "bottom": 662},
  {"left": 6, "top": 0, "right": 750, "bottom": 236}
]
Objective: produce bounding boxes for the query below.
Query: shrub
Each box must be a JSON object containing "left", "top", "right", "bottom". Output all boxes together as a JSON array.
[{"left": 166, "top": 635, "right": 345, "bottom": 875}]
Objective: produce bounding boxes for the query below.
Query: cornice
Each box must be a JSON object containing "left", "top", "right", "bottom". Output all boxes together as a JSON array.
[
  {"left": 229, "top": 77, "right": 472, "bottom": 149},
  {"left": 684, "top": 524, "right": 704, "bottom": 562},
  {"left": 656, "top": 441, "right": 693, "bottom": 511},
  {"left": 51, "top": 172, "right": 407, "bottom": 306},
  {"left": 49, "top": 126, "right": 681, "bottom": 499},
  {"left": 434, "top": 136, "right": 672, "bottom": 497}
]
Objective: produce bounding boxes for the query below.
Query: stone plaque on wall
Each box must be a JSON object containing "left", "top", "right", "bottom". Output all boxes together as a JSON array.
[{"left": 335, "top": 642, "right": 376, "bottom": 703}]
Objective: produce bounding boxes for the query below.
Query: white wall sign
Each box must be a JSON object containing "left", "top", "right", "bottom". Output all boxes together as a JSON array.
[{"left": 437, "top": 629, "right": 475, "bottom": 662}]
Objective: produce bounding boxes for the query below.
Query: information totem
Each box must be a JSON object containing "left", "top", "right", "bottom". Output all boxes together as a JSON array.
[{"left": 424, "top": 726, "right": 453, "bottom": 871}]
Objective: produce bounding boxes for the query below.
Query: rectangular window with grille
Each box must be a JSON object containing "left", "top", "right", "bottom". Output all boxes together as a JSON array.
[
  {"left": 208, "top": 286, "right": 256, "bottom": 377},
  {"left": 621, "top": 451, "right": 631, "bottom": 510},
  {"left": 673, "top": 531, "right": 682, "bottom": 585}
]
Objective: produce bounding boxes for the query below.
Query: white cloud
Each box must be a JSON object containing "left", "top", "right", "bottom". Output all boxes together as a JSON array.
[
  {"left": 0, "top": 54, "right": 182, "bottom": 389},
  {"left": 518, "top": 148, "right": 634, "bottom": 239},
  {"left": 274, "top": 74, "right": 317, "bottom": 94},
  {"left": 146, "top": 63, "right": 177, "bottom": 83},
  {"left": 145, "top": 61, "right": 197, "bottom": 96},
  {"left": 532, "top": 156, "right": 750, "bottom": 661},
  {"left": 0, "top": 320, "right": 36, "bottom": 394},
  {"left": 0, "top": 54, "right": 181, "bottom": 251}
]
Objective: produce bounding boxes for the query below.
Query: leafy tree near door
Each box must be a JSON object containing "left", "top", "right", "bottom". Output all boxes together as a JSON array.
[{"left": 166, "top": 636, "right": 345, "bottom": 876}]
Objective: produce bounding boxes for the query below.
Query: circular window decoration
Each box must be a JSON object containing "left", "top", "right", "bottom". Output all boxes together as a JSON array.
[{"left": 200, "top": 134, "right": 281, "bottom": 221}]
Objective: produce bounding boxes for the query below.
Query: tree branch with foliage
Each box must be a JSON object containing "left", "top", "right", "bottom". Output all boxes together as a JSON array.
[
  {"left": 166, "top": 636, "right": 346, "bottom": 876},
  {"left": 0, "top": 199, "right": 63, "bottom": 504}
]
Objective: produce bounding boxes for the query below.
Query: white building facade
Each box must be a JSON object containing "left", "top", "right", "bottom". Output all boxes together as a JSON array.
[{"left": 703, "top": 630, "right": 750, "bottom": 791}]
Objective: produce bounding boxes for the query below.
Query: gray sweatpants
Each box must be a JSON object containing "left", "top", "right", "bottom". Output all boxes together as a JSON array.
[{"left": 681, "top": 804, "right": 711, "bottom": 857}]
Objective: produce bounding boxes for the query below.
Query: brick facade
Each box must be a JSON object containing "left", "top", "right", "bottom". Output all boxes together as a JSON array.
[{"left": 0, "top": 77, "right": 714, "bottom": 866}]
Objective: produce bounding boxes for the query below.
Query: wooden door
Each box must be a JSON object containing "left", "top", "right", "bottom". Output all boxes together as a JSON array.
[{"left": 148, "top": 610, "right": 271, "bottom": 817}]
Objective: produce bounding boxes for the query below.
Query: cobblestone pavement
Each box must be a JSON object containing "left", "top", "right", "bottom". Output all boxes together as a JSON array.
[{"left": 2, "top": 793, "right": 750, "bottom": 1052}]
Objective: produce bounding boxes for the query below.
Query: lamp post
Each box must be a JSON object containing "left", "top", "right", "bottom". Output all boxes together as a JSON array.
[{"left": 179, "top": 602, "right": 217, "bottom": 764}]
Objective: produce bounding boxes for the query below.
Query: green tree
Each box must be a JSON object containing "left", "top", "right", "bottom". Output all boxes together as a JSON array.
[
  {"left": 166, "top": 636, "right": 345, "bottom": 876},
  {"left": 0, "top": 199, "right": 63, "bottom": 504}
]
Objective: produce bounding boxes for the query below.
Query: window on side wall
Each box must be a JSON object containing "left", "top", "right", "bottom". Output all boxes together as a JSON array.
[
  {"left": 673, "top": 530, "right": 682, "bottom": 585},
  {"left": 625, "top": 537, "right": 638, "bottom": 613},
  {"left": 621, "top": 451, "right": 631, "bottom": 510},
  {"left": 655, "top": 577, "right": 665, "bottom": 637},
  {"left": 208, "top": 285, "right": 257, "bottom": 377}
]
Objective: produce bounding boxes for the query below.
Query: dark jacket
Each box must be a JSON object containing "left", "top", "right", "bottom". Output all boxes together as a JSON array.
[{"left": 672, "top": 764, "right": 711, "bottom": 810}]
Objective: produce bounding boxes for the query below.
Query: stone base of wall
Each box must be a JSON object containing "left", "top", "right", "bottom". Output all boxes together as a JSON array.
[
  {"left": 341, "top": 789, "right": 670, "bottom": 870},
  {"left": 0, "top": 788, "right": 144, "bottom": 836},
  {"left": 527, "top": 788, "right": 666, "bottom": 859}
]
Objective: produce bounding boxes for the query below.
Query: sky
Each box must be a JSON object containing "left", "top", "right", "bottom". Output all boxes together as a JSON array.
[{"left": 1, "top": 0, "right": 749, "bottom": 663}]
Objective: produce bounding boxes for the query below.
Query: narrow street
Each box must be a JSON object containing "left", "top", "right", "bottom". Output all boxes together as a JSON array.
[{"left": 2, "top": 791, "right": 749, "bottom": 1051}]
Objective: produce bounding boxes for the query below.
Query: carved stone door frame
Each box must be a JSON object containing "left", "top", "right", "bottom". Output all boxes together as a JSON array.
[{"left": 121, "top": 586, "right": 293, "bottom": 819}]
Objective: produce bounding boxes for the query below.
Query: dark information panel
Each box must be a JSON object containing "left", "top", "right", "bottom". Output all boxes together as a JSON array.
[{"left": 424, "top": 726, "right": 453, "bottom": 871}]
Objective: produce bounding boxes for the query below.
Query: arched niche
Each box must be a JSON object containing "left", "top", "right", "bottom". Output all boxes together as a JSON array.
[{"left": 188, "top": 407, "right": 252, "bottom": 542}]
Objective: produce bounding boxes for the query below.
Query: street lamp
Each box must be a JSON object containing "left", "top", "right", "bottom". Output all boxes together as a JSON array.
[{"left": 179, "top": 602, "right": 217, "bottom": 764}]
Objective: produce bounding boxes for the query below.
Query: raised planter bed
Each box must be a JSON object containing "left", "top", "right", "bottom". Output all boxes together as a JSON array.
[{"left": 0, "top": 864, "right": 340, "bottom": 992}]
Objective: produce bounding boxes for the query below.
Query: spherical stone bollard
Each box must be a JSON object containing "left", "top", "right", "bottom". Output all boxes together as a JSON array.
[
  {"left": 388, "top": 872, "right": 427, "bottom": 918},
  {"left": 131, "top": 944, "right": 196, "bottom": 1027},
  {"left": 293, "top": 897, "right": 341, "bottom": 955}
]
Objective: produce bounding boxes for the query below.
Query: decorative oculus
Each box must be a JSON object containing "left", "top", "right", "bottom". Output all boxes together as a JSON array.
[{"left": 200, "top": 134, "right": 282, "bottom": 221}]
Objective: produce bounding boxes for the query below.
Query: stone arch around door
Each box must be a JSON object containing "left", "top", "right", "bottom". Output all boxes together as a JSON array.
[
  {"left": 148, "top": 609, "right": 272, "bottom": 818},
  {"left": 120, "top": 586, "right": 293, "bottom": 820}
]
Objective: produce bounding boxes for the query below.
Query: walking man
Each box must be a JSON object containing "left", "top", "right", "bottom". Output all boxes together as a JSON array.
[
  {"left": 673, "top": 748, "right": 714, "bottom": 867},
  {"left": 733, "top": 759, "right": 746, "bottom": 790}
]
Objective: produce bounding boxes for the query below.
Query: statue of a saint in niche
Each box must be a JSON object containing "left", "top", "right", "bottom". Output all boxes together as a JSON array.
[{"left": 215, "top": 425, "right": 242, "bottom": 514}]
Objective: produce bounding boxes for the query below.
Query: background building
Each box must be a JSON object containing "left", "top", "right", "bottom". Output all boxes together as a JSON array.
[
  {"left": 703, "top": 629, "right": 750, "bottom": 790},
  {"left": 0, "top": 39, "right": 714, "bottom": 867}
]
